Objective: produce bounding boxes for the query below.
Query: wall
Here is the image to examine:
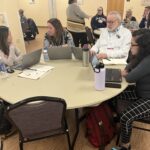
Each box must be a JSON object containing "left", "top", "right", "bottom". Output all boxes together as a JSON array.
[
  {"left": 18, "top": 0, "right": 50, "bottom": 26},
  {"left": 18, "top": 0, "right": 146, "bottom": 27},
  {"left": 0, "top": 0, "right": 26, "bottom": 53},
  {"left": 56, "top": 0, "right": 107, "bottom": 27},
  {"left": 124, "top": 0, "right": 145, "bottom": 22}
]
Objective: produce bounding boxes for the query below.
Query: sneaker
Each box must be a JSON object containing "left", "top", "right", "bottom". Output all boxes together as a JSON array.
[{"left": 111, "top": 145, "right": 131, "bottom": 150}]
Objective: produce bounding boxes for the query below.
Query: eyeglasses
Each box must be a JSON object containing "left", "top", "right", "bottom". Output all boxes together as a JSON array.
[
  {"left": 131, "top": 43, "right": 138, "bottom": 47},
  {"left": 106, "top": 20, "right": 117, "bottom": 24}
]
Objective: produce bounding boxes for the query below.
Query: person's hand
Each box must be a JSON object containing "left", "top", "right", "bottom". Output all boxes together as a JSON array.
[
  {"left": 62, "top": 44, "right": 68, "bottom": 47},
  {"left": 121, "top": 69, "right": 128, "bottom": 77},
  {"left": 96, "top": 53, "right": 107, "bottom": 59}
]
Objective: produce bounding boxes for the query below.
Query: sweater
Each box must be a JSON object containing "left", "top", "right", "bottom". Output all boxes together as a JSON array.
[{"left": 125, "top": 55, "right": 150, "bottom": 98}]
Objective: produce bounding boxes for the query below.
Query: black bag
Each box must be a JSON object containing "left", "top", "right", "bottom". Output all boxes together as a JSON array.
[{"left": 0, "top": 100, "right": 12, "bottom": 134}]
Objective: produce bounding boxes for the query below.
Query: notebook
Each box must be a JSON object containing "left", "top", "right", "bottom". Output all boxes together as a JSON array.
[
  {"left": 47, "top": 47, "right": 72, "bottom": 60},
  {"left": 14, "top": 49, "right": 42, "bottom": 70}
]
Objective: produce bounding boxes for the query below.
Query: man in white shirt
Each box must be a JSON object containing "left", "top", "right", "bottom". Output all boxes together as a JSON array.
[{"left": 90, "top": 11, "right": 132, "bottom": 59}]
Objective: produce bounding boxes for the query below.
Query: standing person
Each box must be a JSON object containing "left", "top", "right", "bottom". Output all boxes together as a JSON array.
[
  {"left": 111, "top": 29, "right": 150, "bottom": 150},
  {"left": 91, "top": 7, "right": 106, "bottom": 31},
  {"left": 0, "top": 26, "right": 22, "bottom": 67},
  {"left": 43, "top": 18, "right": 74, "bottom": 50},
  {"left": 18, "top": 9, "right": 28, "bottom": 33},
  {"left": 90, "top": 11, "right": 132, "bottom": 59},
  {"left": 139, "top": 6, "right": 150, "bottom": 28},
  {"left": 66, "top": 0, "right": 90, "bottom": 47}
]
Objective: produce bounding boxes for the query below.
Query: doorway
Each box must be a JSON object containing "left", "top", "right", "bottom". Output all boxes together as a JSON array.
[{"left": 107, "top": 0, "right": 125, "bottom": 18}]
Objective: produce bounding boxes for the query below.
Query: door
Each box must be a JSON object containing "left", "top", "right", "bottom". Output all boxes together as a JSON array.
[{"left": 107, "top": 0, "right": 125, "bottom": 18}]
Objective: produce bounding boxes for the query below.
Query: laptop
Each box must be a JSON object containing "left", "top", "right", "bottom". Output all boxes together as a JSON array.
[
  {"left": 106, "top": 68, "right": 122, "bottom": 83},
  {"left": 47, "top": 47, "right": 72, "bottom": 60},
  {"left": 14, "top": 49, "right": 42, "bottom": 70},
  {"left": 72, "top": 47, "right": 83, "bottom": 60}
]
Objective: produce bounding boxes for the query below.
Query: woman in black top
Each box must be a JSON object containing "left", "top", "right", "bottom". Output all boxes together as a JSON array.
[
  {"left": 112, "top": 29, "right": 150, "bottom": 150},
  {"left": 91, "top": 7, "right": 106, "bottom": 30}
]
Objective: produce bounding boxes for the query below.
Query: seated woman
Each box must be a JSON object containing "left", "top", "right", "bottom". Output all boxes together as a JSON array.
[
  {"left": 0, "top": 26, "right": 22, "bottom": 67},
  {"left": 112, "top": 29, "right": 150, "bottom": 150},
  {"left": 43, "top": 18, "right": 74, "bottom": 50}
]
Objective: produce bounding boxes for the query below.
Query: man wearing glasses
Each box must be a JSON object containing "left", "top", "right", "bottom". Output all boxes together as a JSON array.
[{"left": 90, "top": 11, "right": 132, "bottom": 60}]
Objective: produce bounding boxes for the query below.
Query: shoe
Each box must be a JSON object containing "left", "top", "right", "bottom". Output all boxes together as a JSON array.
[{"left": 111, "top": 145, "right": 131, "bottom": 150}]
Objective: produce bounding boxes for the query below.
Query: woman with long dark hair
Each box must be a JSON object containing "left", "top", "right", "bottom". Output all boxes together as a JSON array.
[
  {"left": 112, "top": 29, "right": 150, "bottom": 150},
  {"left": 43, "top": 18, "right": 74, "bottom": 49},
  {"left": 0, "top": 26, "right": 22, "bottom": 66}
]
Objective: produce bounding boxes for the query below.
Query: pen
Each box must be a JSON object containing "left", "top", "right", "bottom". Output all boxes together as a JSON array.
[{"left": 105, "top": 58, "right": 111, "bottom": 61}]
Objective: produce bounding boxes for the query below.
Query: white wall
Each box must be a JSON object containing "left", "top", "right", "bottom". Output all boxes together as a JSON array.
[
  {"left": 0, "top": 0, "right": 26, "bottom": 53},
  {"left": 18, "top": 0, "right": 50, "bottom": 26}
]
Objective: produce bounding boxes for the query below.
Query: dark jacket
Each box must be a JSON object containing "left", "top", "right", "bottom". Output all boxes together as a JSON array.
[
  {"left": 91, "top": 15, "right": 106, "bottom": 30},
  {"left": 139, "top": 17, "right": 147, "bottom": 28}
]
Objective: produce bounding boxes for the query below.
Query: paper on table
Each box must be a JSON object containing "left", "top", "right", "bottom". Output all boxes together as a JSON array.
[
  {"left": 18, "top": 69, "right": 46, "bottom": 80},
  {"left": 30, "top": 64, "right": 54, "bottom": 72},
  {"left": 103, "top": 59, "right": 127, "bottom": 65},
  {"left": 18, "top": 64, "right": 54, "bottom": 80}
]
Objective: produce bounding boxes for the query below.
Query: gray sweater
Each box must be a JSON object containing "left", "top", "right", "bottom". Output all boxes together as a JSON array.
[
  {"left": 125, "top": 55, "right": 150, "bottom": 98},
  {"left": 66, "top": 3, "right": 89, "bottom": 23}
]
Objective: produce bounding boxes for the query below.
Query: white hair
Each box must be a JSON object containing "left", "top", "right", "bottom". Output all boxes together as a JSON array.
[{"left": 108, "top": 11, "right": 122, "bottom": 22}]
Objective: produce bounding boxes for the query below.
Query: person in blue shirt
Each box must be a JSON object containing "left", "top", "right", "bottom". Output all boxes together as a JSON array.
[{"left": 91, "top": 7, "right": 106, "bottom": 31}]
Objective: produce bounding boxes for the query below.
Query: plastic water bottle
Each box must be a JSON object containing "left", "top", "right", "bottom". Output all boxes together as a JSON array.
[
  {"left": 0, "top": 62, "right": 8, "bottom": 79},
  {"left": 43, "top": 49, "right": 50, "bottom": 62},
  {"left": 94, "top": 62, "right": 106, "bottom": 90},
  {"left": 82, "top": 44, "right": 89, "bottom": 67}
]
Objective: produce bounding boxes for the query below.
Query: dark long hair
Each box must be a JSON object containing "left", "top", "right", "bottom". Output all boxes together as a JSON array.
[
  {"left": 47, "top": 18, "right": 64, "bottom": 46},
  {"left": 0, "top": 26, "right": 9, "bottom": 56},
  {"left": 68, "top": 0, "right": 76, "bottom": 4},
  {"left": 127, "top": 29, "right": 150, "bottom": 71}
]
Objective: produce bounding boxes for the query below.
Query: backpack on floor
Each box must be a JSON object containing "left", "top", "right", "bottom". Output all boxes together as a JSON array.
[
  {"left": 0, "top": 100, "right": 12, "bottom": 134},
  {"left": 86, "top": 102, "right": 116, "bottom": 150}
]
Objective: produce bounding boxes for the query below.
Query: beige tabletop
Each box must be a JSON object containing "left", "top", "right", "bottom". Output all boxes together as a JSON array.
[{"left": 0, "top": 60, "right": 128, "bottom": 109}]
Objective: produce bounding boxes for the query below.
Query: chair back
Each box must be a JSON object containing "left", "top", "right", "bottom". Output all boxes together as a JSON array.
[
  {"left": 6, "top": 96, "right": 66, "bottom": 141},
  {"left": 85, "top": 26, "right": 95, "bottom": 45}
]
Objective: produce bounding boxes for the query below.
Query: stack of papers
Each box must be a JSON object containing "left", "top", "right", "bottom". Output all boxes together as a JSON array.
[
  {"left": 18, "top": 65, "right": 54, "bottom": 80},
  {"left": 103, "top": 59, "right": 127, "bottom": 65}
]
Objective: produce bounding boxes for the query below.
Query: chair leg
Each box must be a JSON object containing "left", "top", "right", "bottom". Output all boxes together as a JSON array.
[
  {"left": 66, "top": 131, "right": 72, "bottom": 150},
  {"left": 19, "top": 141, "right": 23, "bottom": 150},
  {"left": 0, "top": 137, "right": 4, "bottom": 150},
  {"left": 116, "top": 133, "right": 120, "bottom": 146}
]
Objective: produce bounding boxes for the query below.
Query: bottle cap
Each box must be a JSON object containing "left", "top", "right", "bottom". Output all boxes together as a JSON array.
[{"left": 82, "top": 44, "right": 89, "bottom": 51}]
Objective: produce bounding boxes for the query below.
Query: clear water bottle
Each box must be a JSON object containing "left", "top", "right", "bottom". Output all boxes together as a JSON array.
[
  {"left": 43, "top": 49, "right": 50, "bottom": 62},
  {"left": 0, "top": 62, "right": 8, "bottom": 79},
  {"left": 82, "top": 44, "right": 89, "bottom": 67},
  {"left": 94, "top": 62, "right": 105, "bottom": 90}
]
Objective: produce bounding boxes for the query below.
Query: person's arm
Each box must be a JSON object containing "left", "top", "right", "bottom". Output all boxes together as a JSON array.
[
  {"left": 91, "top": 16, "right": 97, "bottom": 30},
  {"left": 66, "top": 31, "right": 75, "bottom": 47},
  {"left": 125, "top": 57, "right": 150, "bottom": 83},
  {"left": 139, "top": 18, "right": 146, "bottom": 28},
  {"left": 90, "top": 37, "right": 101, "bottom": 54},
  {"left": 74, "top": 4, "right": 89, "bottom": 19},
  {"left": 43, "top": 33, "right": 51, "bottom": 50}
]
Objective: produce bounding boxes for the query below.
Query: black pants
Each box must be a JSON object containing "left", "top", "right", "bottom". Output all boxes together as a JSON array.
[{"left": 69, "top": 31, "right": 88, "bottom": 47}]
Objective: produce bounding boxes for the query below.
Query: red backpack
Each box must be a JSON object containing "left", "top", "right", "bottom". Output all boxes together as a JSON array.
[{"left": 86, "top": 102, "right": 116, "bottom": 150}]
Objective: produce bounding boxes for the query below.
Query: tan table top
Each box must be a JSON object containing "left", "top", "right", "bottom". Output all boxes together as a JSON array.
[{"left": 0, "top": 60, "right": 127, "bottom": 109}]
